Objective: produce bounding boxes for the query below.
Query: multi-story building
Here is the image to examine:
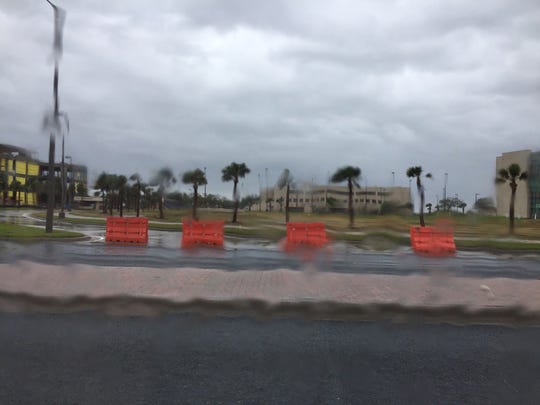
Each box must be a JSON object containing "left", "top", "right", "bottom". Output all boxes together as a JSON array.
[
  {"left": 260, "top": 184, "right": 411, "bottom": 214},
  {"left": 0, "top": 144, "right": 40, "bottom": 206},
  {"left": 495, "top": 150, "right": 540, "bottom": 219},
  {"left": 1, "top": 143, "right": 87, "bottom": 207}
]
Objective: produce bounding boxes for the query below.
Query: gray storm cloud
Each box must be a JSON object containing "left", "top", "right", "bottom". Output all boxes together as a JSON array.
[{"left": 0, "top": 0, "right": 539, "bottom": 207}]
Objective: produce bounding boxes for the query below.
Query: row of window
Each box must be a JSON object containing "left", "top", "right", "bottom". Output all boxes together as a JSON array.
[{"left": 279, "top": 198, "right": 383, "bottom": 204}]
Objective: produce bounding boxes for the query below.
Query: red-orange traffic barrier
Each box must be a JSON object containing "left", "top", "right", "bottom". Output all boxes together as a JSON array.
[
  {"left": 410, "top": 226, "right": 456, "bottom": 256},
  {"left": 182, "top": 219, "right": 224, "bottom": 247},
  {"left": 285, "top": 222, "right": 329, "bottom": 250},
  {"left": 105, "top": 217, "right": 148, "bottom": 244}
]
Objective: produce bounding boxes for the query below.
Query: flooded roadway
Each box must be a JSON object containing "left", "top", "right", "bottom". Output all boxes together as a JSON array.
[{"left": 1, "top": 210, "right": 539, "bottom": 279}]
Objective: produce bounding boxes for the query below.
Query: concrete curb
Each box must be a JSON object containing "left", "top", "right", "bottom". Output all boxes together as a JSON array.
[{"left": 1, "top": 291, "right": 539, "bottom": 325}]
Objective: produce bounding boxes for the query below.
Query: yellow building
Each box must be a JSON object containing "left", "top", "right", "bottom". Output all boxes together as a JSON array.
[
  {"left": 0, "top": 144, "right": 40, "bottom": 206},
  {"left": 1, "top": 143, "right": 88, "bottom": 207}
]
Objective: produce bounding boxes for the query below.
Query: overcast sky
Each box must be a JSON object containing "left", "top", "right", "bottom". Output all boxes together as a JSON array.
[{"left": 1, "top": 0, "right": 539, "bottom": 208}]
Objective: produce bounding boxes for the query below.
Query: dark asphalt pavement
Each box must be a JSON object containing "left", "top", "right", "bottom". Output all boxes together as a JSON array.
[
  {"left": 1, "top": 239, "right": 540, "bottom": 279},
  {"left": 0, "top": 312, "right": 538, "bottom": 404}
]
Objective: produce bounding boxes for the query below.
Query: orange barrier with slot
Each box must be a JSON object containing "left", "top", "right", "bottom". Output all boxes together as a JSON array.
[
  {"left": 105, "top": 217, "right": 148, "bottom": 244},
  {"left": 181, "top": 219, "right": 224, "bottom": 247},
  {"left": 285, "top": 222, "right": 329, "bottom": 249},
  {"left": 410, "top": 226, "right": 456, "bottom": 256}
]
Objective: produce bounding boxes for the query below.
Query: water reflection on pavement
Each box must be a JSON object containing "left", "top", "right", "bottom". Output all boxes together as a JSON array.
[{"left": 1, "top": 210, "right": 539, "bottom": 279}]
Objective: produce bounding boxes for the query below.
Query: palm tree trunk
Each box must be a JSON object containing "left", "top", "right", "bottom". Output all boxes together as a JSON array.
[
  {"left": 415, "top": 177, "right": 425, "bottom": 227},
  {"left": 419, "top": 187, "right": 426, "bottom": 227},
  {"left": 136, "top": 183, "right": 140, "bottom": 217},
  {"left": 119, "top": 188, "right": 124, "bottom": 217},
  {"left": 509, "top": 183, "right": 516, "bottom": 234},
  {"left": 158, "top": 191, "right": 164, "bottom": 219},
  {"left": 232, "top": 180, "right": 238, "bottom": 223},
  {"left": 193, "top": 185, "right": 198, "bottom": 220},
  {"left": 285, "top": 184, "right": 290, "bottom": 223},
  {"left": 348, "top": 178, "right": 354, "bottom": 229}
]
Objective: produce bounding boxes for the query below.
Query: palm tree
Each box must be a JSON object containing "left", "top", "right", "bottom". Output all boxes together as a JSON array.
[
  {"left": 0, "top": 169, "right": 8, "bottom": 206},
  {"left": 496, "top": 163, "right": 528, "bottom": 234},
  {"left": 330, "top": 166, "right": 361, "bottom": 229},
  {"left": 9, "top": 180, "right": 22, "bottom": 208},
  {"left": 406, "top": 166, "right": 432, "bottom": 227},
  {"left": 221, "top": 162, "right": 250, "bottom": 223},
  {"left": 182, "top": 169, "right": 207, "bottom": 220},
  {"left": 129, "top": 173, "right": 142, "bottom": 217},
  {"left": 277, "top": 169, "right": 294, "bottom": 223},
  {"left": 115, "top": 175, "right": 128, "bottom": 217},
  {"left": 95, "top": 172, "right": 110, "bottom": 214},
  {"left": 141, "top": 184, "right": 152, "bottom": 211},
  {"left": 150, "top": 167, "right": 177, "bottom": 219},
  {"left": 106, "top": 174, "right": 119, "bottom": 215},
  {"left": 24, "top": 176, "right": 40, "bottom": 206}
]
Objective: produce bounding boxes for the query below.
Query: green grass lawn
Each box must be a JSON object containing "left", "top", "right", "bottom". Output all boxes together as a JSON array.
[
  {"left": 0, "top": 222, "right": 85, "bottom": 239},
  {"left": 21, "top": 208, "right": 540, "bottom": 250},
  {"left": 59, "top": 208, "right": 540, "bottom": 237}
]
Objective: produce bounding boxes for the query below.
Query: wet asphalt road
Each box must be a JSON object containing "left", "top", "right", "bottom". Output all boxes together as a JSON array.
[
  {"left": 1, "top": 210, "right": 539, "bottom": 279},
  {"left": 1, "top": 237, "right": 540, "bottom": 279},
  {"left": 0, "top": 312, "right": 538, "bottom": 404}
]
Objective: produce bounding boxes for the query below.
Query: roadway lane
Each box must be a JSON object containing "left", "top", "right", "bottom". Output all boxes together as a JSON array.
[
  {"left": 1, "top": 238, "right": 540, "bottom": 279},
  {"left": 0, "top": 312, "right": 538, "bottom": 404}
]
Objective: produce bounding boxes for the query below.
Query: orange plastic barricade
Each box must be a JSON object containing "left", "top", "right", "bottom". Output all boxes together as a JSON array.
[
  {"left": 285, "top": 222, "right": 329, "bottom": 250},
  {"left": 410, "top": 226, "right": 456, "bottom": 256},
  {"left": 181, "top": 219, "right": 224, "bottom": 247},
  {"left": 105, "top": 217, "right": 148, "bottom": 244}
]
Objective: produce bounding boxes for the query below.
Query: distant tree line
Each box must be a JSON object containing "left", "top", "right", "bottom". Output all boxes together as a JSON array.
[{"left": 93, "top": 162, "right": 254, "bottom": 222}]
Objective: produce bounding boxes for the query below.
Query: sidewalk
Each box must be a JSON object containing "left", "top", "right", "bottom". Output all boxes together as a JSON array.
[{"left": 1, "top": 261, "right": 539, "bottom": 322}]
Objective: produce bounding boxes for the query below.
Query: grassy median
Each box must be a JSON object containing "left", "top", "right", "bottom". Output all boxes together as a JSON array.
[
  {"left": 24, "top": 208, "right": 540, "bottom": 251},
  {"left": 0, "top": 222, "right": 84, "bottom": 240}
]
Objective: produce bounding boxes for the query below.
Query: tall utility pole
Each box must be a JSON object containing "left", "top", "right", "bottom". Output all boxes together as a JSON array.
[
  {"left": 59, "top": 135, "right": 66, "bottom": 218},
  {"left": 265, "top": 168, "right": 269, "bottom": 211},
  {"left": 65, "top": 155, "right": 72, "bottom": 210},
  {"left": 45, "top": 0, "right": 66, "bottom": 232},
  {"left": 257, "top": 173, "right": 262, "bottom": 211},
  {"left": 443, "top": 172, "right": 448, "bottom": 211}
]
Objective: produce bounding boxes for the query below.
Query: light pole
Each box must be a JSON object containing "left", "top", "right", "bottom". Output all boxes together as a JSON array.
[
  {"left": 391, "top": 171, "right": 395, "bottom": 187},
  {"left": 44, "top": 0, "right": 66, "bottom": 232},
  {"left": 475, "top": 193, "right": 479, "bottom": 204},
  {"left": 257, "top": 173, "right": 262, "bottom": 211},
  {"left": 59, "top": 135, "right": 66, "bottom": 218},
  {"left": 443, "top": 172, "right": 448, "bottom": 211},
  {"left": 265, "top": 168, "right": 269, "bottom": 211},
  {"left": 65, "top": 155, "right": 72, "bottom": 210}
]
